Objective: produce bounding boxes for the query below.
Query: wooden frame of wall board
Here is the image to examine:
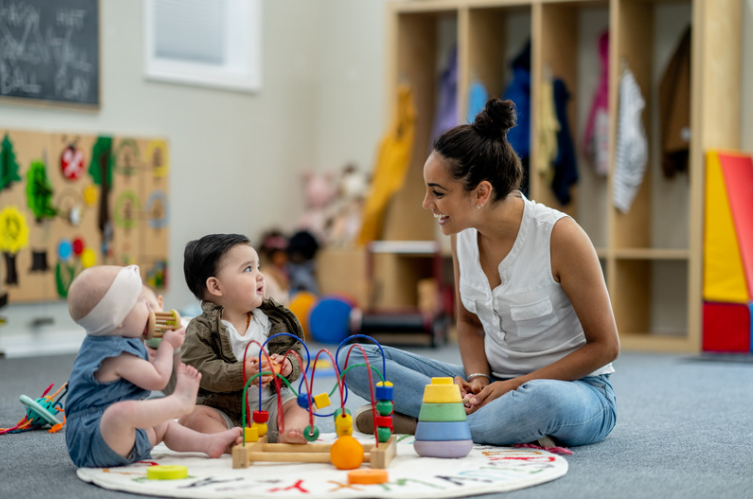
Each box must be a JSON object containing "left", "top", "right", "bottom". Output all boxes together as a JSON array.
[{"left": 382, "top": 0, "right": 742, "bottom": 353}]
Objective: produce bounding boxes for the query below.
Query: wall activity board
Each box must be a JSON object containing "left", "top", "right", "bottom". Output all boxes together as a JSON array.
[
  {"left": 0, "top": 0, "right": 100, "bottom": 108},
  {"left": 0, "top": 128, "right": 170, "bottom": 303}
]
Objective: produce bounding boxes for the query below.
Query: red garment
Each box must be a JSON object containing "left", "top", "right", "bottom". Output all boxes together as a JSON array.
[{"left": 583, "top": 31, "right": 610, "bottom": 176}]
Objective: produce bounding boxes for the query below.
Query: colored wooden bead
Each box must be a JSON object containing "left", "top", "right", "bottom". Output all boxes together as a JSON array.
[
  {"left": 304, "top": 425, "right": 320, "bottom": 442},
  {"left": 330, "top": 435, "right": 364, "bottom": 470},
  {"left": 297, "top": 393, "right": 311, "bottom": 409},
  {"left": 244, "top": 426, "right": 259, "bottom": 442},
  {"left": 376, "top": 426, "right": 392, "bottom": 443},
  {"left": 376, "top": 400, "right": 394, "bottom": 416},
  {"left": 335, "top": 413, "right": 353, "bottom": 436},
  {"left": 252, "top": 410, "right": 269, "bottom": 423},
  {"left": 252, "top": 422, "right": 268, "bottom": 437},
  {"left": 375, "top": 415, "right": 393, "bottom": 430},
  {"left": 334, "top": 407, "right": 352, "bottom": 419},
  {"left": 375, "top": 381, "right": 394, "bottom": 401},
  {"left": 313, "top": 392, "right": 331, "bottom": 409}
]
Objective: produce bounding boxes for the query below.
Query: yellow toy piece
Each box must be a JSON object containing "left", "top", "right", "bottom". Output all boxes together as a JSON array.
[
  {"left": 330, "top": 435, "right": 364, "bottom": 470},
  {"left": 376, "top": 381, "right": 393, "bottom": 388},
  {"left": 244, "top": 426, "right": 259, "bottom": 443},
  {"left": 348, "top": 469, "right": 389, "bottom": 485},
  {"left": 704, "top": 150, "right": 749, "bottom": 303},
  {"left": 335, "top": 413, "right": 353, "bottom": 437},
  {"left": 146, "top": 465, "right": 188, "bottom": 480},
  {"left": 252, "top": 422, "right": 268, "bottom": 437},
  {"left": 313, "top": 392, "right": 331, "bottom": 409},
  {"left": 422, "top": 378, "right": 462, "bottom": 404}
]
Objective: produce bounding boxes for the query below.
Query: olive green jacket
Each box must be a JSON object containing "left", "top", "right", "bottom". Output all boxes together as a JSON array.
[{"left": 181, "top": 299, "right": 305, "bottom": 426}]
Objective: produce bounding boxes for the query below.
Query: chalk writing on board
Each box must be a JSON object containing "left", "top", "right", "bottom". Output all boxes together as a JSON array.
[{"left": 0, "top": 0, "right": 99, "bottom": 106}]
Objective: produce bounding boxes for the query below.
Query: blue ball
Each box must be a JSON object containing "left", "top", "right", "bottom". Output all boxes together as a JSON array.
[{"left": 309, "top": 297, "right": 353, "bottom": 344}]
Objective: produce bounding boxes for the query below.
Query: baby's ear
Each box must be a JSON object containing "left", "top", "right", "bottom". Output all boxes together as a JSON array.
[{"left": 206, "top": 277, "right": 222, "bottom": 297}]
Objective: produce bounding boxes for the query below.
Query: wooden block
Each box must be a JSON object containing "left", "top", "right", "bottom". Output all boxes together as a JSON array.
[
  {"left": 418, "top": 402, "right": 467, "bottom": 422},
  {"left": 232, "top": 445, "right": 249, "bottom": 469},
  {"left": 415, "top": 421, "right": 472, "bottom": 441},
  {"left": 368, "top": 435, "right": 397, "bottom": 469}
]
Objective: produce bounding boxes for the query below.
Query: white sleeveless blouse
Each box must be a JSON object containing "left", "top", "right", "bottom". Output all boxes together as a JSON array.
[{"left": 456, "top": 194, "right": 614, "bottom": 378}]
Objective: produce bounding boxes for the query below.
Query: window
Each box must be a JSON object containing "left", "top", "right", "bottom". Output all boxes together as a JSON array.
[{"left": 144, "top": 0, "right": 262, "bottom": 93}]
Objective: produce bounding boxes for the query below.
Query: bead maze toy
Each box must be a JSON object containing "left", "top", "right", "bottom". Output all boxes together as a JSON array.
[
  {"left": 231, "top": 334, "right": 397, "bottom": 472},
  {"left": 1, "top": 382, "right": 67, "bottom": 435},
  {"left": 413, "top": 377, "right": 473, "bottom": 458},
  {"left": 144, "top": 309, "right": 181, "bottom": 348}
]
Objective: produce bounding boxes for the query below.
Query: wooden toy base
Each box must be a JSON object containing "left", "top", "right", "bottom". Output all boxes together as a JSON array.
[{"left": 232, "top": 435, "right": 398, "bottom": 470}]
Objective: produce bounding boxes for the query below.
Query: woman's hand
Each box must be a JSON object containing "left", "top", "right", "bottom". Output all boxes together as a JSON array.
[
  {"left": 463, "top": 379, "right": 519, "bottom": 414},
  {"left": 455, "top": 376, "right": 489, "bottom": 408}
]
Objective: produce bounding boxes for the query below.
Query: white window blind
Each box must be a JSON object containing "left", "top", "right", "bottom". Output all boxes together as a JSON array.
[{"left": 144, "top": 0, "right": 262, "bottom": 93}]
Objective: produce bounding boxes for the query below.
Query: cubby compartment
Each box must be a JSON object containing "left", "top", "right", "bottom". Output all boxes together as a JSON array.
[
  {"left": 611, "top": 0, "right": 693, "bottom": 252},
  {"left": 612, "top": 257, "right": 689, "bottom": 350},
  {"left": 383, "top": 7, "right": 459, "bottom": 242},
  {"left": 533, "top": 0, "right": 610, "bottom": 249}
]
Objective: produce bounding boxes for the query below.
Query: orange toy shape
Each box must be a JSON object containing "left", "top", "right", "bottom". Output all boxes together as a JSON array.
[{"left": 329, "top": 435, "right": 364, "bottom": 470}]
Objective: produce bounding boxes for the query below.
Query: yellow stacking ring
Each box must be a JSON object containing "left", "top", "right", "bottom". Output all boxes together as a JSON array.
[{"left": 146, "top": 465, "right": 189, "bottom": 480}]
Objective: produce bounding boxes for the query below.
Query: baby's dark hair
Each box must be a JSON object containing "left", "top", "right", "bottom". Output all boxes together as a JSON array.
[
  {"left": 432, "top": 98, "right": 523, "bottom": 201},
  {"left": 184, "top": 233, "right": 251, "bottom": 301}
]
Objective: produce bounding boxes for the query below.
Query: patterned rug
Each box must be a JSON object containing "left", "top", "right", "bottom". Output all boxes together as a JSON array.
[{"left": 77, "top": 433, "right": 568, "bottom": 498}]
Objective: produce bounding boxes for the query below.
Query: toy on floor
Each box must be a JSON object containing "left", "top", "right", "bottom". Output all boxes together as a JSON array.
[
  {"left": 413, "top": 377, "right": 473, "bottom": 458},
  {"left": 1, "top": 382, "right": 67, "bottom": 435},
  {"left": 144, "top": 309, "right": 181, "bottom": 349},
  {"left": 232, "top": 334, "right": 397, "bottom": 470}
]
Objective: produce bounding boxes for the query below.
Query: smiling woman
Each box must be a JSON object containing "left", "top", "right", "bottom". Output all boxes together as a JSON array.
[{"left": 338, "top": 98, "right": 619, "bottom": 449}]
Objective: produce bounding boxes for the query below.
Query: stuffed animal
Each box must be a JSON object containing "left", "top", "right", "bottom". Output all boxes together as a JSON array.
[
  {"left": 297, "top": 170, "right": 338, "bottom": 244},
  {"left": 329, "top": 164, "right": 370, "bottom": 248}
]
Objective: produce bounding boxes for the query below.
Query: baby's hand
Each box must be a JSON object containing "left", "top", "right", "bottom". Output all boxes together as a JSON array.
[
  {"left": 269, "top": 353, "right": 291, "bottom": 377},
  {"left": 162, "top": 326, "right": 186, "bottom": 350},
  {"left": 244, "top": 357, "right": 273, "bottom": 386}
]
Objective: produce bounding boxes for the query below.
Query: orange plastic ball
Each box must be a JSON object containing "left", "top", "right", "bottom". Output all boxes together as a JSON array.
[{"left": 329, "top": 435, "right": 364, "bottom": 470}]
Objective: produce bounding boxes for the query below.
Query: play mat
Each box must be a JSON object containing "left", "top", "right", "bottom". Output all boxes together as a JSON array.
[{"left": 77, "top": 432, "right": 567, "bottom": 499}]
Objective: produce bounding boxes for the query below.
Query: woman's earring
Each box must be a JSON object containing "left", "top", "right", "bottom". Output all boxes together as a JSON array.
[{"left": 477, "top": 204, "right": 482, "bottom": 210}]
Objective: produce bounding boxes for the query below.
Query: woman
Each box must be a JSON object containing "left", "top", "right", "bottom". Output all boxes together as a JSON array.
[{"left": 338, "top": 98, "right": 618, "bottom": 447}]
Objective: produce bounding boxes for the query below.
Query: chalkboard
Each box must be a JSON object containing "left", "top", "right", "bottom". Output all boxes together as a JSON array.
[{"left": 0, "top": 0, "right": 99, "bottom": 108}]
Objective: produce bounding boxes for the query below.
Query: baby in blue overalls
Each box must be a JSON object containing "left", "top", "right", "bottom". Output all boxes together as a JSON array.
[{"left": 65, "top": 265, "right": 242, "bottom": 468}]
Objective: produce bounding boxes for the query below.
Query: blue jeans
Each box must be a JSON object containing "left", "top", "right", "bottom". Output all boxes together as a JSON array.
[{"left": 337, "top": 344, "right": 616, "bottom": 447}]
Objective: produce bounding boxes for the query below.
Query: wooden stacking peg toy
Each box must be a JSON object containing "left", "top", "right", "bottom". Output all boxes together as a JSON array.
[
  {"left": 144, "top": 310, "right": 181, "bottom": 348},
  {"left": 413, "top": 377, "right": 473, "bottom": 458}
]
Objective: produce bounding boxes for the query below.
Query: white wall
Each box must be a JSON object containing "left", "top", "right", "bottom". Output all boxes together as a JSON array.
[{"left": 0, "top": 0, "right": 358, "bottom": 354}]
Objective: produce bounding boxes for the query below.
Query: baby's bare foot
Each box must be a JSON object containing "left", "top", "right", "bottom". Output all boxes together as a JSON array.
[
  {"left": 172, "top": 364, "right": 201, "bottom": 416},
  {"left": 206, "top": 427, "right": 244, "bottom": 458},
  {"left": 279, "top": 427, "right": 307, "bottom": 444}
]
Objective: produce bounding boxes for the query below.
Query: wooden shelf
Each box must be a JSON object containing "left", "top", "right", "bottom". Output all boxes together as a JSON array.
[
  {"left": 377, "top": 0, "right": 742, "bottom": 353},
  {"left": 613, "top": 248, "right": 690, "bottom": 260}
]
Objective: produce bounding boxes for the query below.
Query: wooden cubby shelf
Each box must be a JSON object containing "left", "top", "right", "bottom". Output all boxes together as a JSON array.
[{"left": 375, "top": 0, "right": 742, "bottom": 353}]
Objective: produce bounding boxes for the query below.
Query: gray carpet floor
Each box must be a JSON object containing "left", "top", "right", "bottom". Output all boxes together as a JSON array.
[{"left": 1, "top": 343, "right": 752, "bottom": 498}]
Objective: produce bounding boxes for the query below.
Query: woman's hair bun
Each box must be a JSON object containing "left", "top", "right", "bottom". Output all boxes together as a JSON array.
[{"left": 472, "top": 98, "right": 517, "bottom": 138}]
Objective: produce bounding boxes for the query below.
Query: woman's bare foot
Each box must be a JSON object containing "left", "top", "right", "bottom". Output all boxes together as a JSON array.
[
  {"left": 171, "top": 364, "right": 201, "bottom": 417},
  {"left": 206, "top": 427, "right": 244, "bottom": 458},
  {"left": 279, "top": 427, "right": 307, "bottom": 444}
]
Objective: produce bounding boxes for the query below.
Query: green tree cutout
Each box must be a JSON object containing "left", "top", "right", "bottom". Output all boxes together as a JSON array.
[
  {"left": 26, "top": 160, "right": 56, "bottom": 222},
  {"left": 90, "top": 136, "right": 114, "bottom": 251},
  {"left": 0, "top": 134, "right": 22, "bottom": 192}
]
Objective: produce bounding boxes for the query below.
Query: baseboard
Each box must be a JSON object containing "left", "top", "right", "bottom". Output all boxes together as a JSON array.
[{"left": 0, "top": 329, "right": 83, "bottom": 359}]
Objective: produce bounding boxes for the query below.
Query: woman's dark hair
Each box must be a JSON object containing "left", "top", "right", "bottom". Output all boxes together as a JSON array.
[
  {"left": 184, "top": 233, "right": 251, "bottom": 300},
  {"left": 432, "top": 98, "right": 523, "bottom": 201}
]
